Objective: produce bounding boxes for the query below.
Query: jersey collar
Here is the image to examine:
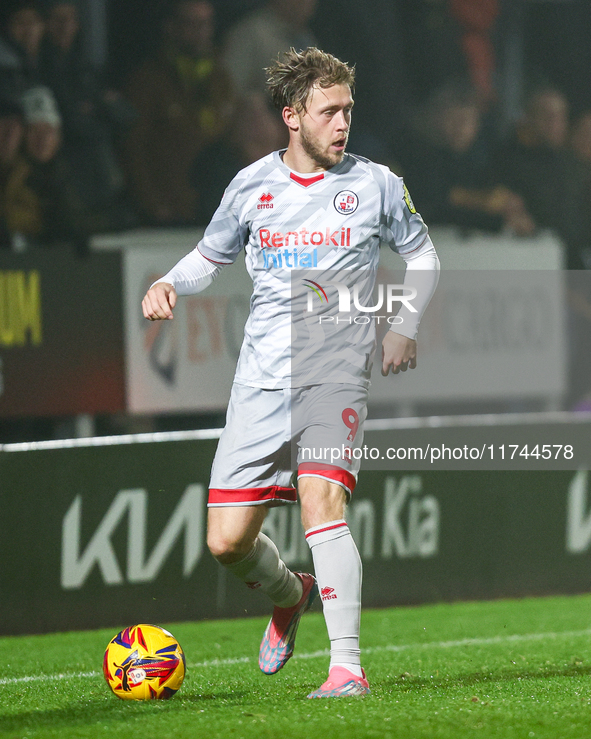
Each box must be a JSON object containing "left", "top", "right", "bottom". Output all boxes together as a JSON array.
[
  {"left": 289, "top": 171, "right": 325, "bottom": 187},
  {"left": 274, "top": 149, "right": 348, "bottom": 187}
]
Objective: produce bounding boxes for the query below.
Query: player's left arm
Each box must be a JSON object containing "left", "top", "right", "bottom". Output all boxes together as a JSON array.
[
  {"left": 380, "top": 172, "right": 440, "bottom": 376},
  {"left": 381, "top": 331, "right": 417, "bottom": 376},
  {"left": 381, "top": 237, "right": 440, "bottom": 375}
]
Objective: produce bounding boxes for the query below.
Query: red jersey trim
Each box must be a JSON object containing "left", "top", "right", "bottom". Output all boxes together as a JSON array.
[
  {"left": 197, "top": 247, "right": 233, "bottom": 266},
  {"left": 208, "top": 485, "right": 297, "bottom": 506},
  {"left": 400, "top": 234, "right": 429, "bottom": 256},
  {"left": 305, "top": 521, "right": 348, "bottom": 540},
  {"left": 297, "top": 463, "right": 356, "bottom": 495},
  {"left": 290, "top": 172, "right": 325, "bottom": 187}
]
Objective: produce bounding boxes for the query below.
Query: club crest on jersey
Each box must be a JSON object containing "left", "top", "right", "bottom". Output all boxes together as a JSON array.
[
  {"left": 334, "top": 190, "right": 358, "bottom": 215},
  {"left": 258, "top": 192, "right": 274, "bottom": 209}
]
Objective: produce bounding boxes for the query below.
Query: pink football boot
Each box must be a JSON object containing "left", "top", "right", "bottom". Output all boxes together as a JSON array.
[
  {"left": 259, "top": 573, "right": 318, "bottom": 675},
  {"left": 307, "top": 666, "right": 370, "bottom": 698}
]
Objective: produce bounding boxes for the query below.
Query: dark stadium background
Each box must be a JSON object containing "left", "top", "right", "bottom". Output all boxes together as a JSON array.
[
  {"left": 1, "top": 0, "right": 591, "bottom": 443},
  {"left": 0, "top": 0, "right": 590, "bottom": 629}
]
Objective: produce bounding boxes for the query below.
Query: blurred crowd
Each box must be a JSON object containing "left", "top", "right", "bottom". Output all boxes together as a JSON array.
[{"left": 1, "top": 0, "right": 591, "bottom": 270}]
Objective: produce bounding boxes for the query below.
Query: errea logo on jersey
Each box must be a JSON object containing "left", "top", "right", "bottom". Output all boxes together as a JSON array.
[{"left": 258, "top": 193, "right": 274, "bottom": 209}]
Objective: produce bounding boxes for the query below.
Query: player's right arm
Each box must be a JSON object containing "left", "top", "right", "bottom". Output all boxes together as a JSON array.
[
  {"left": 141, "top": 247, "right": 223, "bottom": 321},
  {"left": 141, "top": 170, "right": 250, "bottom": 320},
  {"left": 142, "top": 281, "right": 177, "bottom": 321}
]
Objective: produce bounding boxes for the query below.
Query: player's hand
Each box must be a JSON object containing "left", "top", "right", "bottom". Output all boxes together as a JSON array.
[
  {"left": 381, "top": 331, "right": 417, "bottom": 376},
  {"left": 142, "top": 282, "right": 177, "bottom": 321}
]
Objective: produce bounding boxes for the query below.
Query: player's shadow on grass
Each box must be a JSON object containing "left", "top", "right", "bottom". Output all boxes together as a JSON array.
[
  {"left": 0, "top": 689, "right": 250, "bottom": 733},
  {"left": 382, "top": 662, "right": 591, "bottom": 692}
]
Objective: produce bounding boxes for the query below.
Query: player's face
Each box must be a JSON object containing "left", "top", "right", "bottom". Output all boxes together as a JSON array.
[{"left": 297, "top": 84, "right": 353, "bottom": 170}]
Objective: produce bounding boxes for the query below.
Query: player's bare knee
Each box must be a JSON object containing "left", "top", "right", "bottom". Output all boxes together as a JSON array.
[
  {"left": 207, "top": 531, "right": 251, "bottom": 564},
  {"left": 206, "top": 504, "right": 266, "bottom": 563}
]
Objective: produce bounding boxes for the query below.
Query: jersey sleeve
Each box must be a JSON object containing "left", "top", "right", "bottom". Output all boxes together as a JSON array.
[
  {"left": 390, "top": 236, "right": 440, "bottom": 340},
  {"left": 380, "top": 169, "right": 429, "bottom": 256},
  {"left": 154, "top": 247, "right": 223, "bottom": 295},
  {"left": 197, "top": 174, "right": 249, "bottom": 265}
]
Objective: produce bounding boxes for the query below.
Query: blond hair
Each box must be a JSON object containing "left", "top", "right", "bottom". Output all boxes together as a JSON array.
[{"left": 266, "top": 47, "right": 355, "bottom": 113}]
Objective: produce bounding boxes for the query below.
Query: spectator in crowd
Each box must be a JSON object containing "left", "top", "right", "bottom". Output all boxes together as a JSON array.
[
  {"left": 397, "top": 0, "right": 468, "bottom": 105},
  {"left": 0, "top": 1, "right": 45, "bottom": 96},
  {"left": 570, "top": 110, "right": 591, "bottom": 269},
  {"left": 40, "top": 0, "right": 137, "bottom": 231},
  {"left": 571, "top": 110, "right": 591, "bottom": 166},
  {"left": 22, "top": 85, "right": 62, "bottom": 164},
  {"left": 497, "top": 86, "right": 590, "bottom": 269},
  {"left": 0, "top": 93, "right": 25, "bottom": 247},
  {"left": 124, "top": 0, "right": 232, "bottom": 226},
  {"left": 191, "top": 94, "right": 285, "bottom": 224},
  {"left": 1, "top": 86, "right": 60, "bottom": 246},
  {"left": 401, "top": 79, "right": 534, "bottom": 235},
  {"left": 223, "top": 0, "right": 317, "bottom": 101},
  {"left": 311, "top": 0, "right": 407, "bottom": 162},
  {"left": 40, "top": 0, "right": 90, "bottom": 121},
  {"left": 2, "top": 86, "right": 88, "bottom": 248},
  {"left": 45, "top": 0, "right": 78, "bottom": 53},
  {"left": 449, "top": 0, "right": 499, "bottom": 105},
  {"left": 567, "top": 110, "right": 591, "bottom": 409}
]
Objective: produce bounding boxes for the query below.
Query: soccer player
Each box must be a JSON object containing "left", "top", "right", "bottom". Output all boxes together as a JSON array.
[{"left": 142, "top": 47, "right": 440, "bottom": 698}]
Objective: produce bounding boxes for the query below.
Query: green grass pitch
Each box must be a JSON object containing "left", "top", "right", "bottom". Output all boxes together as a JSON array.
[{"left": 1, "top": 593, "right": 591, "bottom": 739}]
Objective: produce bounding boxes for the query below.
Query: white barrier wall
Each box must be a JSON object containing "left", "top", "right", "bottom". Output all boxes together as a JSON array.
[{"left": 93, "top": 227, "right": 567, "bottom": 414}]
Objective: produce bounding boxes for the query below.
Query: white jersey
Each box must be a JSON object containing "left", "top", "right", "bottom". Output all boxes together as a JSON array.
[{"left": 169, "top": 150, "right": 430, "bottom": 389}]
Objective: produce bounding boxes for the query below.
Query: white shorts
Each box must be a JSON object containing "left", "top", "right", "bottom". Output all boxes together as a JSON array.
[{"left": 208, "top": 382, "right": 368, "bottom": 507}]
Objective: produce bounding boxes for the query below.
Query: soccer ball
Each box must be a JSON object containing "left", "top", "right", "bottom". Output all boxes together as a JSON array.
[{"left": 103, "top": 624, "right": 186, "bottom": 700}]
